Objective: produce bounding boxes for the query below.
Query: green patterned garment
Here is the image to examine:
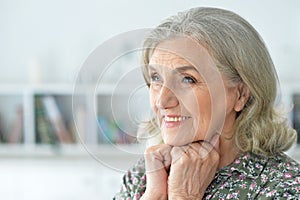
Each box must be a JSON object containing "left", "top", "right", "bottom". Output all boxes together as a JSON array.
[{"left": 113, "top": 152, "right": 300, "bottom": 199}]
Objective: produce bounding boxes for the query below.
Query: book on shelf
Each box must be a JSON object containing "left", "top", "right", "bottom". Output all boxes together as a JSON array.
[
  {"left": 35, "top": 95, "right": 74, "bottom": 144},
  {"left": 42, "top": 96, "right": 73, "bottom": 143},
  {"left": 293, "top": 94, "right": 300, "bottom": 144},
  {"left": 35, "top": 96, "right": 56, "bottom": 144},
  {"left": 97, "top": 115, "right": 135, "bottom": 144},
  {"left": 7, "top": 105, "right": 24, "bottom": 143},
  {"left": 0, "top": 115, "right": 5, "bottom": 143}
]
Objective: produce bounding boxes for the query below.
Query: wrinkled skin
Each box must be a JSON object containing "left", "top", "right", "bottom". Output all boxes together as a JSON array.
[{"left": 141, "top": 139, "right": 219, "bottom": 200}]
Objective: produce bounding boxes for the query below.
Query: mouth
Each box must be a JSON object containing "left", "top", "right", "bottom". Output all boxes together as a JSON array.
[
  {"left": 164, "top": 115, "right": 190, "bottom": 122},
  {"left": 162, "top": 115, "right": 191, "bottom": 128}
]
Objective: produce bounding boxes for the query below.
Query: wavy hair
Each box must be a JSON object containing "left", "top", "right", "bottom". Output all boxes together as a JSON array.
[{"left": 138, "top": 7, "right": 297, "bottom": 156}]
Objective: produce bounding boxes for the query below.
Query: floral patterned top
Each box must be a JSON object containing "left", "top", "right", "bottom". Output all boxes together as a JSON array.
[{"left": 113, "top": 152, "right": 300, "bottom": 199}]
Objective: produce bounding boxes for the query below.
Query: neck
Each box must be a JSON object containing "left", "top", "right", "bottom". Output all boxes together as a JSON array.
[{"left": 218, "top": 135, "right": 240, "bottom": 169}]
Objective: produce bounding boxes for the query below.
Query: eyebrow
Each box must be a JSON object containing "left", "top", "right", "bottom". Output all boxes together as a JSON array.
[
  {"left": 174, "top": 66, "right": 198, "bottom": 73},
  {"left": 148, "top": 65, "right": 198, "bottom": 73}
]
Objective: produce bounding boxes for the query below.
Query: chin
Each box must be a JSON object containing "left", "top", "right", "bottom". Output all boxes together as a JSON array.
[{"left": 161, "top": 128, "right": 202, "bottom": 146}]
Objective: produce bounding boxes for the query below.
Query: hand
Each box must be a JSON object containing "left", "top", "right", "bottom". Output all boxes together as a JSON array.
[
  {"left": 141, "top": 144, "right": 172, "bottom": 200},
  {"left": 168, "top": 140, "right": 220, "bottom": 199}
]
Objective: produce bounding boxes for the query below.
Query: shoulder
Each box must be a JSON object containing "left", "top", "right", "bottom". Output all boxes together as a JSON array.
[
  {"left": 261, "top": 153, "right": 300, "bottom": 183},
  {"left": 258, "top": 153, "right": 300, "bottom": 198},
  {"left": 236, "top": 152, "right": 300, "bottom": 198},
  {"left": 204, "top": 152, "right": 300, "bottom": 199},
  {"left": 237, "top": 152, "right": 300, "bottom": 178}
]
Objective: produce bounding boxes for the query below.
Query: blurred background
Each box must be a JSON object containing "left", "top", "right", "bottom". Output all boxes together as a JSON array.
[{"left": 0, "top": 0, "right": 299, "bottom": 199}]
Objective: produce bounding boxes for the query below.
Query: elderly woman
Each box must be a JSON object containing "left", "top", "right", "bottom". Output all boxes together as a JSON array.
[{"left": 114, "top": 7, "right": 300, "bottom": 199}]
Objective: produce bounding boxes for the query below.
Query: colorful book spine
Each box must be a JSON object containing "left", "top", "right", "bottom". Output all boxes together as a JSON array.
[
  {"left": 42, "top": 96, "right": 73, "bottom": 144},
  {"left": 7, "top": 105, "right": 24, "bottom": 143},
  {"left": 35, "top": 96, "right": 56, "bottom": 144}
]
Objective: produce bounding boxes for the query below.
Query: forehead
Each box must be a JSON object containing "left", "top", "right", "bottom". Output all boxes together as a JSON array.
[
  {"left": 149, "top": 37, "right": 215, "bottom": 71},
  {"left": 149, "top": 49, "right": 191, "bottom": 69}
]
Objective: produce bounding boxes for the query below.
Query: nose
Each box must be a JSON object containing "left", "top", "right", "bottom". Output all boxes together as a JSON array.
[{"left": 156, "top": 84, "right": 179, "bottom": 109}]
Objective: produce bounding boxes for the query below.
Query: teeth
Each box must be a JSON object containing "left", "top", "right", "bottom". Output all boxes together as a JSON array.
[{"left": 165, "top": 116, "right": 189, "bottom": 122}]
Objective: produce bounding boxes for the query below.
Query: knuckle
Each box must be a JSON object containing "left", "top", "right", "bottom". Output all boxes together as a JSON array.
[{"left": 144, "top": 146, "right": 157, "bottom": 154}]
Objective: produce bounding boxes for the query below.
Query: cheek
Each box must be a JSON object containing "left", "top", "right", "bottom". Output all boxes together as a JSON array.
[
  {"left": 191, "top": 99, "right": 211, "bottom": 124},
  {"left": 178, "top": 91, "right": 205, "bottom": 115},
  {"left": 149, "top": 88, "right": 158, "bottom": 111},
  {"left": 181, "top": 92, "right": 212, "bottom": 127}
]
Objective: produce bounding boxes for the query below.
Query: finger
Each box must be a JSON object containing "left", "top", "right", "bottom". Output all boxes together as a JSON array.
[
  {"left": 188, "top": 142, "right": 210, "bottom": 159},
  {"left": 200, "top": 133, "right": 220, "bottom": 155},
  {"left": 188, "top": 140, "right": 218, "bottom": 159},
  {"left": 162, "top": 148, "right": 172, "bottom": 169},
  {"left": 144, "top": 144, "right": 172, "bottom": 172},
  {"left": 200, "top": 141, "right": 220, "bottom": 162},
  {"left": 170, "top": 146, "right": 189, "bottom": 164}
]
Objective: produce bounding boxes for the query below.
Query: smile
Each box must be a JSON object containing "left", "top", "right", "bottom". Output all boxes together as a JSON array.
[{"left": 164, "top": 115, "right": 191, "bottom": 122}]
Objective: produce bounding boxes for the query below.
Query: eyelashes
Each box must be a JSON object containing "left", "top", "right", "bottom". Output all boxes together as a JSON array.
[
  {"left": 181, "top": 74, "right": 197, "bottom": 84},
  {"left": 149, "top": 72, "right": 199, "bottom": 86},
  {"left": 150, "top": 72, "right": 162, "bottom": 83}
]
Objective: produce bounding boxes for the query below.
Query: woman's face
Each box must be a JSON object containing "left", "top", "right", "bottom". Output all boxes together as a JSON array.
[{"left": 148, "top": 37, "right": 241, "bottom": 146}]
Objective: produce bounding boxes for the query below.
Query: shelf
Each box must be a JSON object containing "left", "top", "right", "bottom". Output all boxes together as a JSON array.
[
  {"left": 0, "top": 144, "right": 145, "bottom": 158},
  {"left": 0, "top": 84, "right": 73, "bottom": 95},
  {"left": 0, "top": 83, "right": 143, "bottom": 145},
  {"left": 10, "top": 82, "right": 300, "bottom": 164},
  {"left": 0, "top": 83, "right": 146, "bottom": 95},
  {"left": 1, "top": 143, "right": 298, "bottom": 163}
]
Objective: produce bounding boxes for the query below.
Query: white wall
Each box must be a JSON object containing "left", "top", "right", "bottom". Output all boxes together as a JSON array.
[
  {"left": 0, "top": 0, "right": 299, "bottom": 85},
  {"left": 0, "top": 157, "right": 126, "bottom": 200}
]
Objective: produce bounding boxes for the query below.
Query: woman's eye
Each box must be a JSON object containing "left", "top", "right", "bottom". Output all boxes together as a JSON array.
[
  {"left": 150, "top": 73, "right": 161, "bottom": 82},
  {"left": 182, "top": 76, "right": 196, "bottom": 84}
]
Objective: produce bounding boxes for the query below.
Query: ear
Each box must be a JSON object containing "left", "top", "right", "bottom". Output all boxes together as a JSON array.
[{"left": 234, "top": 83, "right": 251, "bottom": 112}]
